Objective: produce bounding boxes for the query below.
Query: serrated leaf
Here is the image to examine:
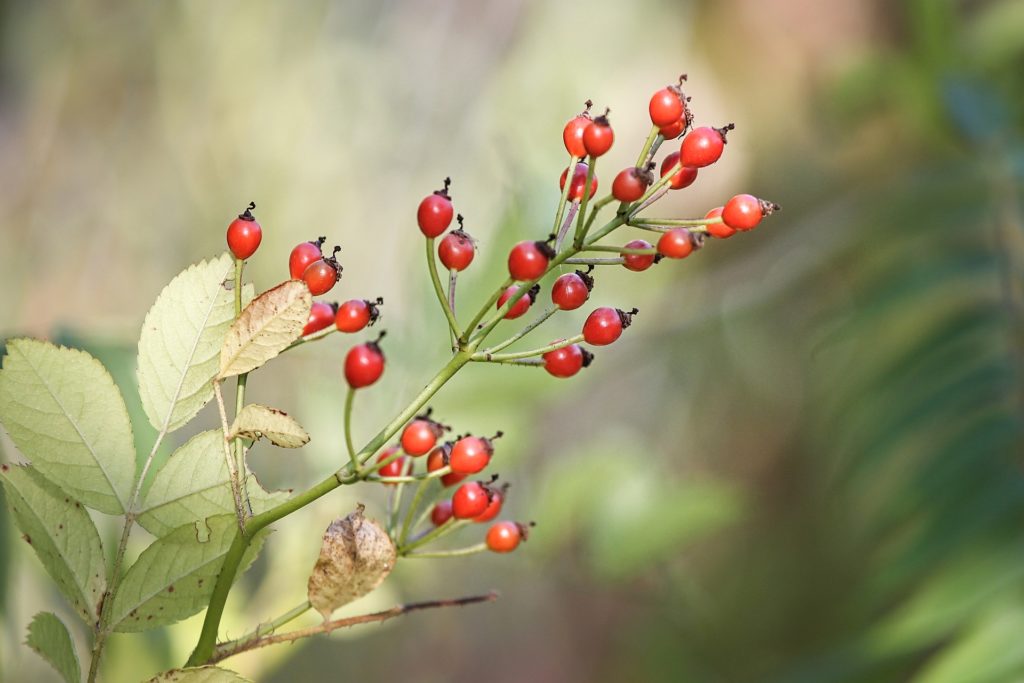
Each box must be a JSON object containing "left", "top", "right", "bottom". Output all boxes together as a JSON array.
[
  {"left": 146, "top": 666, "right": 251, "bottom": 683},
  {"left": 0, "top": 338, "right": 135, "bottom": 514},
  {"left": 218, "top": 281, "right": 311, "bottom": 379},
  {"left": 0, "top": 465, "right": 105, "bottom": 622},
  {"left": 109, "top": 515, "right": 267, "bottom": 632},
  {"left": 229, "top": 404, "right": 310, "bottom": 449},
  {"left": 25, "top": 612, "right": 81, "bottom": 683},
  {"left": 137, "top": 252, "right": 254, "bottom": 434},
  {"left": 137, "top": 431, "right": 290, "bottom": 537}
]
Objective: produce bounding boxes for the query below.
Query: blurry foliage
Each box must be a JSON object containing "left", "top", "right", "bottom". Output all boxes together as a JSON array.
[{"left": 1, "top": 0, "right": 1024, "bottom": 681}]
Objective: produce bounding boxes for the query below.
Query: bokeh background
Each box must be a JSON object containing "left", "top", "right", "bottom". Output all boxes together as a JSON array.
[{"left": 1, "top": 0, "right": 1023, "bottom": 681}]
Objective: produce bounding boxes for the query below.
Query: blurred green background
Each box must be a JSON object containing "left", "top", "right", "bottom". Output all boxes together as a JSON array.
[{"left": 1, "top": 0, "right": 1023, "bottom": 681}]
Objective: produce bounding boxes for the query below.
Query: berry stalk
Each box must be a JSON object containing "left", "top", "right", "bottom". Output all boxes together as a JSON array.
[{"left": 426, "top": 237, "right": 462, "bottom": 340}]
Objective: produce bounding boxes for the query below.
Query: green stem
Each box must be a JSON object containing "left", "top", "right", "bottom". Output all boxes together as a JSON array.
[
  {"left": 343, "top": 387, "right": 358, "bottom": 472},
  {"left": 399, "top": 476, "right": 433, "bottom": 546},
  {"left": 472, "top": 334, "right": 584, "bottom": 362},
  {"left": 459, "top": 277, "right": 513, "bottom": 345},
  {"left": 404, "top": 543, "right": 488, "bottom": 559},
  {"left": 481, "top": 308, "right": 558, "bottom": 355},
  {"left": 572, "top": 156, "right": 598, "bottom": 247},
  {"left": 366, "top": 466, "right": 451, "bottom": 484},
  {"left": 188, "top": 351, "right": 473, "bottom": 666},
  {"left": 213, "top": 600, "right": 313, "bottom": 660},
  {"left": 426, "top": 237, "right": 462, "bottom": 340},
  {"left": 564, "top": 257, "right": 624, "bottom": 266},
  {"left": 551, "top": 154, "right": 580, "bottom": 238},
  {"left": 584, "top": 245, "right": 656, "bottom": 255},
  {"left": 627, "top": 217, "right": 716, "bottom": 226},
  {"left": 285, "top": 325, "right": 337, "bottom": 351},
  {"left": 399, "top": 519, "right": 470, "bottom": 555},
  {"left": 635, "top": 124, "right": 660, "bottom": 168}
]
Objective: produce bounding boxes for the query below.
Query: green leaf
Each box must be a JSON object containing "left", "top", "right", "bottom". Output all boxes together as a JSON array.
[
  {"left": 109, "top": 515, "right": 267, "bottom": 632},
  {"left": 0, "top": 338, "right": 136, "bottom": 514},
  {"left": 229, "top": 404, "right": 310, "bottom": 449},
  {"left": 0, "top": 465, "right": 105, "bottom": 622},
  {"left": 145, "top": 666, "right": 251, "bottom": 682},
  {"left": 137, "top": 431, "right": 289, "bottom": 537},
  {"left": 25, "top": 612, "right": 81, "bottom": 683},
  {"left": 137, "top": 252, "right": 253, "bottom": 435},
  {"left": 218, "top": 280, "right": 311, "bottom": 379}
]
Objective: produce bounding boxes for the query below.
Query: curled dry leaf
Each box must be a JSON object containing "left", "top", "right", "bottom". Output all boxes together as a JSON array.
[
  {"left": 218, "top": 280, "right": 312, "bottom": 379},
  {"left": 228, "top": 404, "right": 310, "bottom": 448},
  {"left": 307, "top": 505, "right": 397, "bottom": 619}
]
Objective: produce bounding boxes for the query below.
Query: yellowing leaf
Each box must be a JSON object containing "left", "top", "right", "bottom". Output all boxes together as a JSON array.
[
  {"left": 137, "top": 431, "right": 289, "bottom": 537},
  {"left": 137, "top": 252, "right": 253, "bottom": 434},
  {"left": 146, "top": 666, "right": 251, "bottom": 682},
  {"left": 307, "top": 506, "right": 396, "bottom": 619},
  {"left": 0, "top": 338, "right": 135, "bottom": 513},
  {"left": 25, "top": 612, "right": 81, "bottom": 683},
  {"left": 229, "top": 404, "right": 310, "bottom": 449},
  {"left": 109, "top": 515, "right": 267, "bottom": 632},
  {"left": 0, "top": 465, "right": 106, "bottom": 622},
  {"left": 218, "top": 281, "right": 311, "bottom": 379}
]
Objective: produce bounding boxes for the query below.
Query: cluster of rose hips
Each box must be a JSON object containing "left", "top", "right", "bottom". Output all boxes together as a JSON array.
[{"left": 225, "top": 74, "right": 779, "bottom": 559}]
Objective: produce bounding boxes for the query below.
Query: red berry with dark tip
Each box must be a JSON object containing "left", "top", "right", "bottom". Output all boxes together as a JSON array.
[
  {"left": 497, "top": 284, "right": 538, "bottom": 319},
  {"left": 660, "top": 152, "right": 698, "bottom": 190},
  {"left": 226, "top": 202, "right": 262, "bottom": 260},
  {"left": 649, "top": 87, "right": 684, "bottom": 128},
  {"left": 659, "top": 118, "right": 686, "bottom": 139},
  {"left": 344, "top": 333, "right": 386, "bottom": 389},
  {"left": 723, "top": 194, "right": 773, "bottom": 231},
  {"left": 559, "top": 163, "right": 598, "bottom": 202},
  {"left": 427, "top": 444, "right": 465, "bottom": 487},
  {"left": 431, "top": 500, "right": 454, "bottom": 526},
  {"left": 289, "top": 237, "right": 326, "bottom": 280},
  {"left": 452, "top": 481, "right": 491, "bottom": 519},
  {"left": 583, "top": 307, "right": 637, "bottom": 346},
  {"left": 657, "top": 229, "right": 697, "bottom": 259},
  {"left": 449, "top": 435, "right": 497, "bottom": 475},
  {"left": 335, "top": 297, "right": 382, "bottom": 333},
  {"left": 475, "top": 483, "right": 508, "bottom": 523},
  {"left": 486, "top": 521, "right": 528, "bottom": 553},
  {"left": 302, "top": 246, "right": 342, "bottom": 296},
  {"left": 680, "top": 124, "right": 733, "bottom": 168},
  {"left": 401, "top": 415, "right": 446, "bottom": 457},
  {"left": 622, "top": 239, "right": 655, "bottom": 272},
  {"left": 438, "top": 228, "right": 475, "bottom": 271},
  {"left": 376, "top": 447, "right": 405, "bottom": 480},
  {"left": 612, "top": 167, "right": 650, "bottom": 203},
  {"left": 582, "top": 113, "right": 614, "bottom": 157},
  {"left": 551, "top": 269, "right": 593, "bottom": 311},
  {"left": 562, "top": 102, "right": 593, "bottom": 157},
  {"left": 704, "top": 206, "right": 735, "bottom": 239},
  {"left": 543, "top": 343, "right": 592, "bottom": 378},
  {"left": 418, "top": 178, "right": 454, "bottom": 238},
  {"left": 508, "top": 241, "right": 554, "bottom": 281},
  {"left": 303, "top": 301, "right": 338, "bottom": 336}
]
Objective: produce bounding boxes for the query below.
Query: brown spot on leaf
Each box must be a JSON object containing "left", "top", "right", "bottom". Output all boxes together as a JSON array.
[
  {"left": 22, "top": 534, "right": 31, "bottom": 544},
  {"left": 167, "top": 585, "right": 174, "bottom": 593}
]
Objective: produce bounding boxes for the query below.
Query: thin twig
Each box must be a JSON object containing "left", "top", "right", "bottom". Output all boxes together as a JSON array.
[
  {"left": 208, "top": 592, "right": 499, "bottom": 664},
  {"left": 213, "top": 380, "right": 247, "bottom": 531}
]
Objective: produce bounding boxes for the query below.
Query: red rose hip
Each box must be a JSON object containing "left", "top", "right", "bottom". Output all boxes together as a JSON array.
[
  {"left": 344, "top": 332, "right": 386, "bottom": 389},
  {"left": 417, "top": 177, "right": 454, "bottom": 238},
  {"left": 226, "top": 202, "right": 262, "bottom": 260},
  {"left": 335, "top": 297, "right": 383, "bottom": 333},
  {"left": 542, "top": 343, "right": 592, "bottom": 378},
  {"left": 289, "top": 236, "right": 326, "bottom": 280},
  {"left": 583, "top": 307, "right": 638, "bottom": 346},
  {"left": 303, "top": 301, "right": 338, "bottom": 336},
  {"left": 621, "top": 239, "right": 655, "bottom": 272},
  {"left": 551, "top": 268, "right": 594, "bottom": 310}
]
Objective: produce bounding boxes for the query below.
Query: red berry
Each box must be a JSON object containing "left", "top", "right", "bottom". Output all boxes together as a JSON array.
[
  {"left": 543, "top": 343, "right": 592, "bottom": 378},
  {"left": 660, "top": 152, "right": 698, "bottom": 190},
  {"left": 344, "top": 333, "right": 386, "bottom": 389},
  {"left": 508, "top": 241, "right": 554, "bottom": 281},
  {"left": 722, "top": 194, "right": 777, "bottom": 231},
  {"left": 475, "top": 483, "right": 508, "bottom": 523},
  {"left": 438, "top": 224, "right": 476, "bottom": 272},
  {"left": 376, "top": 447, "right": 406, "bottom": 480},
  {"left": 659, "top": 118, "right": 686, "bottom": 139},
  {"left": 582, "top": 112, "right": 614, "bottom": 157},
  {"left": 486, "top": 521, "right": 528, "bottom": 553},
  {"left": 335, "top": 297, "right": 383, "bottom": 333},
  {"left": 657, "top": 229, "right": 698, "bottom": 259},
  {"left": 401, "top": 413, "right": 447, "bottom": 456},
  {"left": 303, "top": 301, "right": 338, "bottom": 336},
  {"left": 680, "top": 124, "right": 734, "bottom": 168},
  {"left": 302, "top": 246, "right": 342, "bottom": 296},
  {"left": 449, "top": 434, "right": 500, "bottom": 475},
  {"left": 551, "top": 269, "right": 594, "bottom": 311},
  {"left": 289, "top": 237, "right": 326, "bottom": 280},
  {"left": 612, "top": 167, "right": 650, "bottom": 203},
  {"left": 452, "top": 481, "right": 491, "bottom": 519},
  {"left": 431, "top": 500, "right": 454, "bottom": 526},
  {"left": 226, "top": 202, "right": 262, "bottom": 260},
  {"left": 417, "top": 178, "right": 454, "bottom": 238},
  {"left": 497, "top": 284, "right": 538, "bottom": 320},
  {"left": 559, "top": 163, "right": 598, "bottom": 202},
  {"left": 622, "top": 239, "right": 655, "bottom": 272},
  {"left": 427, "top": 444, "right": 465, "bottom": 487},
  {"left": 649, "top": 87, "right": 684, "bottom": 128},
  {"left": 562, "top": 102, "right": 593, "bottom": 157},
  {"left": 704, "top": 206, "right": 735, "bottom": 239},
  {"left": 583, "top": 307, "right": 637, "bottom": 346}
]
